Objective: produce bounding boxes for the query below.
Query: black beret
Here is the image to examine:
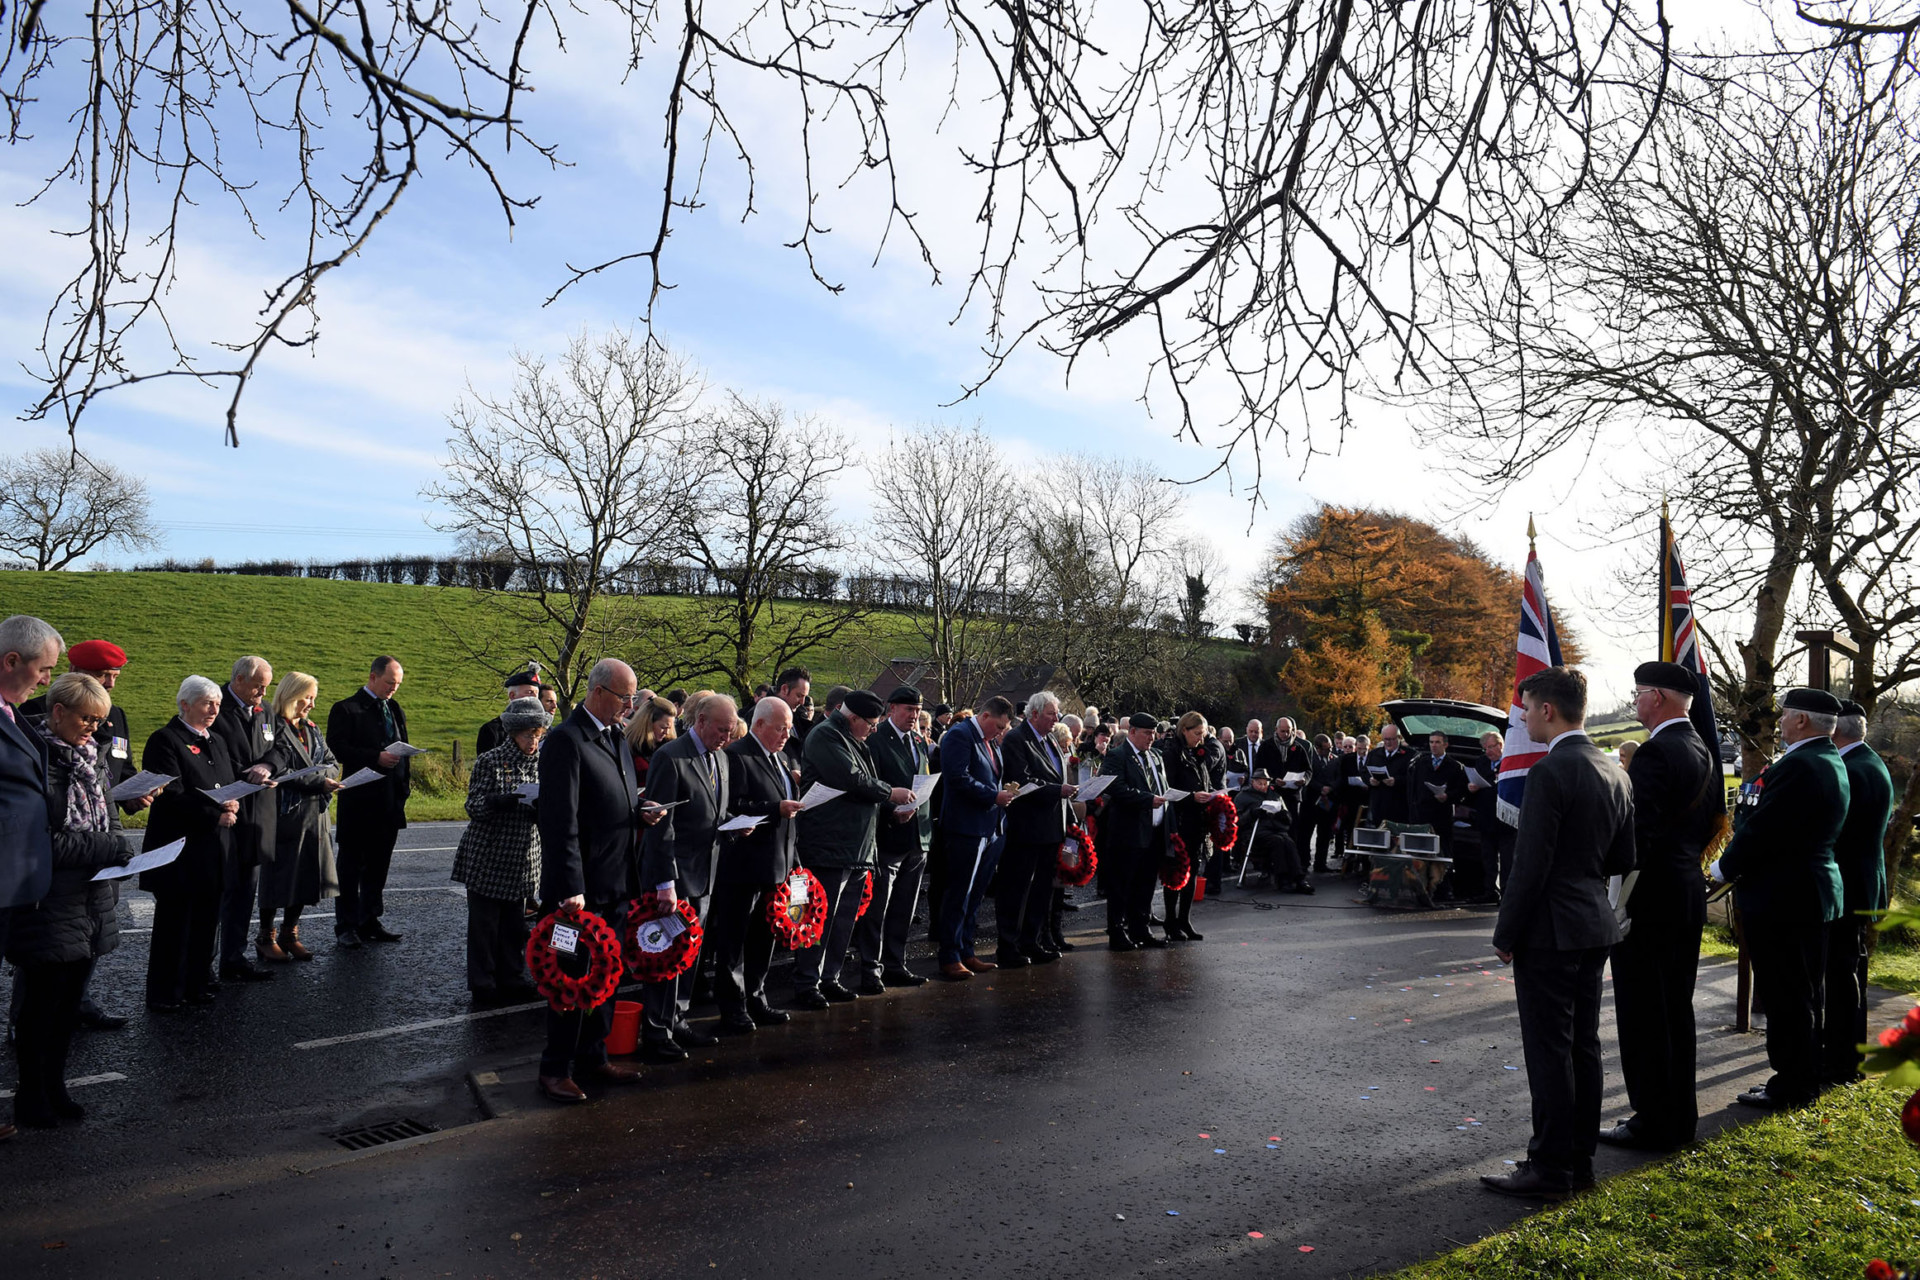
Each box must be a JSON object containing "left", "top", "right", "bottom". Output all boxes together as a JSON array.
[
  {"left": 504, "top": 668, "right": 542, "bottom": 689},
  {"left": 932, "top": 703, "right": 953, "bottom": 716},
  {"left": 1781, "top": 687, "right": 1842, "bottom": 715},
  {"left": 887, "top": 686, "right": 923, "bottom": 706},
  {"left": 1128, "top": 712, "right": 1158, "bottom": 730},
  {"left": 1633, "top": 661, "right": 1696, "bottom": 695},
  {"left": 1838, "top": 699, "right": 1866, "bottom": 718},
  {"left": 843, "top": 690, "right": 887, "bottom": 719}
]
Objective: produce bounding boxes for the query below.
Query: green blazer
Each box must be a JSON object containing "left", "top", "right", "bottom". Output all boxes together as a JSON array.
[
  {"left": 1837, "top": 742, "right": 1894, "bottom": 916},
  {"left": 1720, "top": 735, "right": 1848, "bottom": 924},
  {"left": 795, "top": 711, "right": 894, "bottom": 870}
]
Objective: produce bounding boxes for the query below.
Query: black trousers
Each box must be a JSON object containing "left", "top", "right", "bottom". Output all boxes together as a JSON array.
[
  {"left": 1104, "top": 839, "right": 1159, "bottom": 938},
  {"left": 708, "top": 881, "right": 778, "bottom": 1014},
  {"left": 1821, "top": 917, "right": 1871, "bottom": 1086},
  {"left": 995, "top": 839, "right": 1057, "bottom": 955},
  {"left": 218, "top": 842, "right": 264, "bottom": 966},
  {"left": 640, "top": 889, "right": 710, "bottom": 1042},
  {"left": 1292, "top": 802, "right": 1332, "bottom": 870},
  {"left": 465, "top": 892, "right": 532, "bottom": 993},
  {"left": 1513, "top": 945, "right": 1608, "bottom": 1182},
  {"left": 541, "top": 899, "right": 625, "bottom": 1078},
  {"left": 1610, "top": 911, "right": 1702, "bottom": 1144},
  {"left": 336, "top": 820, "right": 400, "bottom": 933},
  {"left": 856, "top": 842, "right": 927, "bottom": 977},
  {"left": 13, "top": 957, "right": 92, "bottom": 1123},
  {"left": 147, "top": 885, "right": 222, "bottom": 1005},
  {"left": 1743, "top": 914, "right": 1829, "bottom": 1104}
]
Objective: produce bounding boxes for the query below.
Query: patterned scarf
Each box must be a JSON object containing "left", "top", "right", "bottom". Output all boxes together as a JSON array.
[{"left": 50, "top": 729, "right": 111, "bottom": 834}]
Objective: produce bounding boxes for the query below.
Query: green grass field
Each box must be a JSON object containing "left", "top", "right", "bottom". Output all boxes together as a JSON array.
[{"left": 0, "top": 570, "right": 921, "bottom": 819}]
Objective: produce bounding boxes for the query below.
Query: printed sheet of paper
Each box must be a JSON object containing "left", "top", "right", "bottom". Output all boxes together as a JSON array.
[
  {"left": 272, "top": 764, "right": 326, "bottom": 785},
  {"left": 337, "top": 766, "right": 386, "bottom": 790},
  {"left": 109, "top": 771, "right": 173, "bottom": 802},
  {"left": 93, "top": 838, "right": 184, "bottom": 881},
  {"left": 1161, "top": 787, "right": 1192, "bottom": 802},
  {"left": 1074, "top": 773, "right": 1116, "bottom": 802},
  {"left": 1367, "top": 764, "right": 1389, "bottom": 777},
  {"left": 513, "top": 781, "right": 539, "bottom": 802},
  {"left": 798, "top": 782, "right": 844, "bottom": 812},
  {"left": 1260, "top": 799, "right": 1286, "bottom": 813},
  {"left": 383, "top": 741, "right": 431, "bottom": 757},
  {"left": 1281, "top": 772, "right": 1308, "bottom": 788},
  {"left": 201, "top": 780, "right": 265, "bottom": 804},
  {"left": 718, "top": 814, "right": 764, "bottom": 832},
  {"left": 1011, "top": 781, "right": 1049, "bottom": 800}
]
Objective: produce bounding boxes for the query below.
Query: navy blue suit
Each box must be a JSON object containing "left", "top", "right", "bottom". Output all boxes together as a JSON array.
[
  {"left": 0, "top": 704, "right": 53, "bottom": 912},
  {"left": 936, "top": 718, "right": 1004, "bottom": 965}
]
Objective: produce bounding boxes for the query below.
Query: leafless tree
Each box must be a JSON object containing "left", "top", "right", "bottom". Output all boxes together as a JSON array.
[
  {"left": 646, "top": 398, "right": 870, "bottom": 701},
  {"left": 0, "top": 448, "right": 157, "bottom": 570},
  {"left": 866, "top": 424, "right": 1025, "bottom": 705},
  {"left": 422, "top": 329, "right": 697, "bottom": 710},
  {"left": 1431, "top": 42, "right": 1920, "bottom": 770}
]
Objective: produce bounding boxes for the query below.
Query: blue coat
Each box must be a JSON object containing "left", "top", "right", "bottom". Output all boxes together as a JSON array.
[
  {"left": 938, "top": 718, "right": 1004, "bottom": 841},
  {"left": 0, "top": 704, "right": 53, "bottom": 908}
]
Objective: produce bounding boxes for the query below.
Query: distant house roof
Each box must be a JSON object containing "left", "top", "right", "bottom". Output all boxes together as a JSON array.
[{"left": 867, "top": 658, "right": 1079, "bottom": 710}]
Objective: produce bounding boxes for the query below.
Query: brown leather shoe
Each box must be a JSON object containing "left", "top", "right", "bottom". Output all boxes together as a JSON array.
[
  {"left": 579, "top": 1062, "right": 642, "bottom": 1086},
  {"left": 940, "top": 962, "right": 973, "bottom": 980},
  {"left": 257, "top": 930, "right": 288, "bottom": 963},
  {"left": 539, "top": 1076, "right": 588, "bottom": 1104},
  {"left": 280, "top": 927, "right": 313, "bottom": 962},
  {"left": 0, "top": 1122, "right": 15, "bottom": 1141},
  {"left": 961, "top": 955, "right": 998, "bottom": 973}
]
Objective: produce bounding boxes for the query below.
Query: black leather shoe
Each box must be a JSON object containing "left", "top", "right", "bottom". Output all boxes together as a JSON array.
[
  {"left": 77, "top": 1009, "right": 128, "bottom": 1031},
  {"left": 790, "top": 988, "right": 830, "bottom": 1011},
  {"left": 881, "top": 968, "right": 928, "bottom": 988},
  {"left": 334, "top": 928, "right": 364, "bottom": 949},
  {"left": 994, "top": 950, "right": 1031, "bottom": 969},
  {"left": 640, "top": 1039, "right": 689, "bottom": 1063},
  {"left": 145, "top": 999, "right": 183, "bottom": 1015},
  {"left": 717, "top": 1013, "right": 757, "bottom": 1035},
  {"left": 1180, "top": 928, "right": 1205, "bottom": 942},
  {"left": 1024, "top": 945, "right": 1060, "bottom": 964},
  {"left": 1598, "top": 1122, "right": 1683, "bottom": 1152},
  {"left": 1735, "top": 1086, "right": 1803, "bottom": 1110},
  {"left": 856, "top": 976, "right": 888, "bottom": 996},
  {"left": 1107, "top": 935, "right": 1137, "bottom": 952},
  {"left": 220, "top": 959, "right": 275, "bottom": 983},
  {"left": 747, "top": 999, "right": 792, "bottom": 1023},
  {"left": 1135, "top": 934, "right": 1168, "bottom": 949},
  {"left": 820, "top": 981, "right": 859, "bottom": 1003},
  {"left": 362, "top": 923, "right": 404, "bottom": 943},
  {"left": 184, "top": 991, "right": 216, "bottom": 1006},
  {"left": 1480, "top": 1162, "right": 1573, "bottom": 1200},
  {"left": 1054, "top": 938, "right": 1076, "bottom": 952},
  {"left": 673, "top": 1025, "right": 719, "bottom": 1049}
]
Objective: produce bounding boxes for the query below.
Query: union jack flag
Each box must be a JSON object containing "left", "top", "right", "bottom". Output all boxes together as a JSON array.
[
  {"left": 1660, "top": 510, "right": 1723, "bottom": 759},
  {"left": 1497, "top": 534, "right": 1563, "bottom": 827}
]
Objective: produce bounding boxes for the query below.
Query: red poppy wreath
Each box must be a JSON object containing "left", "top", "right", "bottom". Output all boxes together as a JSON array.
[
  {"left": 526, "top": 905, "right": 624, "bottom": 1012},
  {"left": 765, "top": 867, "right": 829, "bottom": 949},
  {"left": 623, "top": 891, "right": 704, "bottom": 983},
  {"left": 1160, "top": 833, "right": 1192, "bottom": 891},
  {"left": 1056, "top": 825, "right": 1098, "bottom": 887}
]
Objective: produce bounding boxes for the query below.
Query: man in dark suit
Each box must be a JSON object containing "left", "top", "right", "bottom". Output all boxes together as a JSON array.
[
  {"left": 936, "top": 696, "right": 1016, "bottom": 979},
  {"left": 477, "top": 668, "right": 542, "bottom": 756},
  {"left": 855, "top": 686, "right": 935, "bottom": 993},
  {"left": 1364, "top": 725, "right": 1413, "bottom": 823},
  {"left": 326, "top": 656, "right": 411, "bottom": 947},
  {"left": 997, "top": 691, "right": 1077, "bottom": 967},
  {"left": 534, "top": 658, "right": 653, "bottom": 1103},
  {"left": 1482, "top": 666, "right": 1635, "bottom": 1200},
  {"left": 212, "top": 655, "right": 280, "bottom": 982},
  {"left": 1600, "top": 661, "right": 1723, "bottom": 1152},
  {"left": 1825, "top": 699, "right": 1894, "bottom": 1086},
  {"left": 710, "top": 698, "right": 807, "bottom": 1033},
  {"left": 1407, "top": 730, "right": 1468, "bottom": 891},
  {"left": 774, "top": 666, "right": 811, "bottom": 765},
  {"left": 635, "top": 692, "right": 737, "bottom": 1059},
  {"left": 1101, "top": 713, "right": 1173, "bottom": 950},
  {"left": 1265, "top": 718, "right": 1314, "bottom": 818},
  {"left": 1712, "top": 687, "right": 1849, "bottom": 1110},
  {"left": 1, "top": 615, "right": 62, "bottom": 1097}
]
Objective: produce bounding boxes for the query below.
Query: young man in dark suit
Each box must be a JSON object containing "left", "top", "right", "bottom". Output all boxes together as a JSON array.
[
  {"left": 1711, "top": 687, "right": 1849, "bottom": 1110},
  {"left": 326, "top": 656, "right": 411, "bottom": 947},
  {"left": 856, "top": 687, "right": 935, "bottom": 992},
  {"left": 1601, "top": 661, "right": 1722, "bottom": 1152},
  {"left": 534, "top": 658, "right": 655, "bottom": 1103},
  {"left": 996, "top": 691, "right": 1077, "bottom": 967},
  {"left": 710, "top": 698, "right": 807, "bottom": 1033},
  {"left": 1825, "top": 699, "right": 1894, "bottom": 1086},
  {"left": 636, "top": 692, "right": 737, "bottom": 1060},
  {"left": 1101, "top": 713, "right": 1173, "bottom": 950},
  {"left": 1483, "top": 666, "right": 1635, "bottom": 1200}
]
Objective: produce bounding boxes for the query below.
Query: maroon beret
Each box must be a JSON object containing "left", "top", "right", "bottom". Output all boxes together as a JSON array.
[{"left": 67, "top": 639, "right": 128, "bottom": 671}]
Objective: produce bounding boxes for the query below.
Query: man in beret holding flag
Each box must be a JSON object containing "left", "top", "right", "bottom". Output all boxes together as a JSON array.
[
  {"left": 1711, "top": 687, "right": 1849, "bottom": 1110},
  {"left": 1600, "top": 661, "right": 1722, "bottom": 1151},
  {"left": 1824, "top": 698, "right": 1893, "bottom": 1087}
]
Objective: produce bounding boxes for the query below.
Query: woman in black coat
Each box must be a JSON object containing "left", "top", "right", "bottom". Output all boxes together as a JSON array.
[
  {"left": 1160, "top": 712, "right": 1223, "bottom": 941},
  {"left": 259, "top": 671, "right": 345, "bottom": 962},
  {"left": 9, "top": 674, "right": 132, "bottom": 1127},
  {"left": 141, "top": 675, "right": 242, "bottom": 1012}
]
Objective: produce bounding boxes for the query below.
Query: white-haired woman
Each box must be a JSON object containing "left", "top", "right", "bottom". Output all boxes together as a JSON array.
[
  {"left": 140, "top": 675, "right": 241, "bottom": 1013},
  {"left": 259, "top": 672, "right": 345, "bottom": 961}
]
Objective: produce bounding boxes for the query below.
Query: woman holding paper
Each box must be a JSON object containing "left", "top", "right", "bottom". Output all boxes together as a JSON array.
[
  {"left": 258, "top": 672, "right": 345, "bottom": 962},
  {"left": 453, "top": 697, "right": 550, "bottom": 1003},
  {"left": 1160, "top": 712, "right": 1223, "bottom": 942},
  {"left": 141, "top": 675, "right": 242, "bottom": 1013},
  {"left": 9, "top": 673, "right": 130, "bottom": 1127}
]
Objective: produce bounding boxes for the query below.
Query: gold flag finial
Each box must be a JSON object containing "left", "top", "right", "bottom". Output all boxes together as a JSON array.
[{"left": 1526, "top": 514, "right": 1537, "bottom": 547}]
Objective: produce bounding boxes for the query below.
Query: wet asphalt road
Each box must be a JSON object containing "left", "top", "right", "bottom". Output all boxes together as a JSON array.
[{"left": 0, "top": 822, "right": 1837, "bottom": 1278}]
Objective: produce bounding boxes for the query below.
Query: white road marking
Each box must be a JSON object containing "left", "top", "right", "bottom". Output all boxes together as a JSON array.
[
  {"left": 293, "top": 983, "right": 645, "bottom": 1050},
  {"left": 0, "top": 1071, "right": 127, "bottom": 1099}
]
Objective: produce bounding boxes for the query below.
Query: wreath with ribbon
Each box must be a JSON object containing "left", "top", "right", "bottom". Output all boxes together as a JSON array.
[
  {"left": 765, "top": 867, "right": 829, "bottom": 950},
  {"left": 1206, "top": 792, "right": 1239, "bottom": 852},
  {"left": 854, "top": 870, "right": 875, "bottom": 920},
  {"left": 1161, "top": 832, "right": 1193, "bottom": 891},
  {"left": 1056, "top": 824, "right": 1098, "bottom": 887},
  {"left": 525, "top": 905, "right": 625, "bottom": 1013},
  {"left": 622, "top": 891, "right": 704, "bottom": 983}
]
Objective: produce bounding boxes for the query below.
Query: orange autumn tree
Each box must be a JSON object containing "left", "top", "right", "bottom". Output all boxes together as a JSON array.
[{"left": 1261, "top": 507, "right": 1574, "bottom": 731}]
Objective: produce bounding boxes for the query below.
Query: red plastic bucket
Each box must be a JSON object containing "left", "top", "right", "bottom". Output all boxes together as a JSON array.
[{"left": 606, "top": 1000, "right": 643, "bottom": 1055}]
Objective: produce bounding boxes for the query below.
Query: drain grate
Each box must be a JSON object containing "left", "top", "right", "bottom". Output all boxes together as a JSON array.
[{"left": 332, "top": 1117, "right": 439, "bottom": 1151}]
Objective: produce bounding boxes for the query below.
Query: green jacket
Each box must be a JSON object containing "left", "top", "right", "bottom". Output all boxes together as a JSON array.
[
  {"left": 1720, "top": 735, "right": 1848, "bottom": 924},
  {"left": 1837, "top": 742, "right": 1894, "bottom": 916},
  {"left": 796, "top": 711, "right": 895, "bottom": 869}
]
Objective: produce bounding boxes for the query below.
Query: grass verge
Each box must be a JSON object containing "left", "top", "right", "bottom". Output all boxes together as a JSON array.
[{"left": 1390, "top": 1083, "right": 1920, "bottom": 1279}]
